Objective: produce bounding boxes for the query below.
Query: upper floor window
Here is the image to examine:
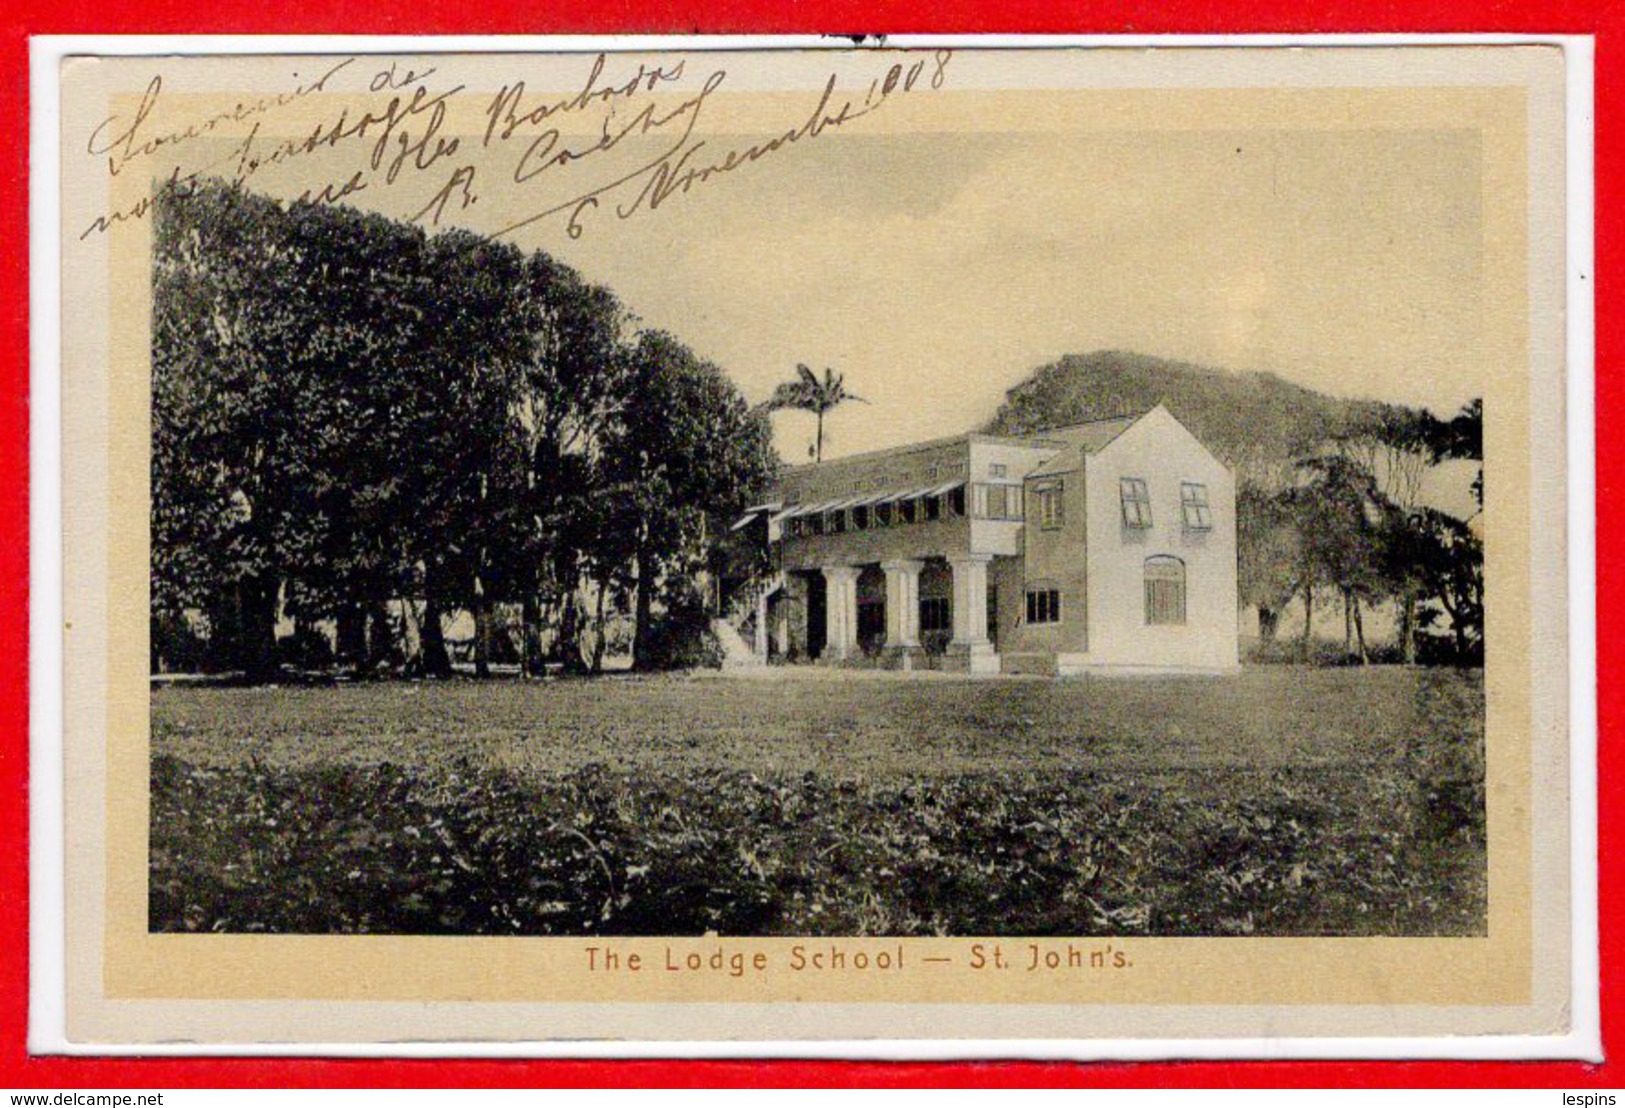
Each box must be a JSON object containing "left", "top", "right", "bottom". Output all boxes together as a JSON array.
[
  {"left": 1180, "top": 481, "right": 1212, "bottom": 531},
  {"left": 990, "top": 462, "right": 1008, "bottom": 478},
  {"left": 1036, "top": 483, "right": 1064, "bottom": 530},
  {"left": 827, "top": 508, "right": 847, "bottom": 534},
  {"left": 1120, "top": 477, "right": 1152, "bottom": 529},
  {"left": 983, "top": 483, "right": 1021, "bottom": 520},
  {"left": 1144, "top": 556, "right": 1187, "bottom": 625},
  {"left": 1025, "top": 586, "right": 1061, "bottom": 625},
  {"left": 853, "top": 504, "right": 871, "bottom": 530}
]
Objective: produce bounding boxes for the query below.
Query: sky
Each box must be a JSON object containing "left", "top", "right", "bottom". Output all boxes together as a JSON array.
[
  {"left": 142, "top": 59, "right": 1493, "bottom": 467},
  {"left": 527, "top": 127, "right": 1486, "bottom": 464}
]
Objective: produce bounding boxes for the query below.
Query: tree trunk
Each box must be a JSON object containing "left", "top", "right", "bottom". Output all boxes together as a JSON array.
[
  {"left": 365, "top": 601, "right": 393, "bottom": 671},
  {"left": 590, "top": 580, "right": 609, "bottom": 674},
  {"left": 238, "top": 575, "right": 280, "bottom": 683},
  {"left": 1300, "top": 582, "right": 1314, "bottom": 659},
  {"left": 547, "top": 552, "right": 585, "bottom": 671},
  {"left": 206, "top": 592, "right": 240, "bottom": 674},
  {"left": 472, "top": 576, "right": 492, "bottom": 679},
  {"left": 521, "top": 593, "right": 541, "bottom": 677},
  {"left": 1399, "top": 588, "right": 1417, "bottom": 665},
  {"left": 399, "top": 596, "right": 423, "bottom": 670},
  {"left": 287, "top": 613, "right": 309, "bottom": 670},
  {"left": 632, "top": 546, "right": 654, "bottom": 671},
  {"left": 1257, "top": 606, "right": 1279, "bottom": 642},
  {"left": 337, "top": 603, "right": 367, "bottom": 671},
  {"left": 420, "top": 592, "right": 452, "bottom": 678},
  {"left": 554, "top": 589, "right": 585, "bottom": 673},
  {"left": 815, "top": 411, "right": 824, "bottom": 463},
  {"left": 1342, "top": 590, "right": 1354, "bottom": 658},
  {"left": 1353, "top": 597, "right": 1369, "bottom": 665}
]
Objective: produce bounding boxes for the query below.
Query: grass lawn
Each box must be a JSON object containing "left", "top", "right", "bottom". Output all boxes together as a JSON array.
[{"left": 149, "top": 666, "right": 1486, "bottom": 938}]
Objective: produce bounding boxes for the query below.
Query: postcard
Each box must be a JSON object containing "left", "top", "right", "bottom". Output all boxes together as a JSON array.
[{"left": 46, "top": 39, "right": 1582, "bottom": 1050}]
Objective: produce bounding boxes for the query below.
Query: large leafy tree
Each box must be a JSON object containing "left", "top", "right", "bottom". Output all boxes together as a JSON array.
[
  {"left": 1415, "top": 508, "right": 1485, "bottom": 662},
  {"left": 1287, "top": 454, "right": 1394, "bottom": 663},
  {"left": 1334, "top": 406, "right": 1431, "bottom": 511},
  {"left": 154, "top": 181, "right": 780, "bottom": 680},
  {"left": 761, "top": 363, "right": 866, "bottom": 462},
  {"left": 1330, "top": 406, "right": 1436, "bottom": 662},
  {"left": 152, "top": 182, "right": 329, "bottom": 680},
  {"left": 1236, "top": 484, "right": 1303, "bottom": 643},
  {"left": 511, "top": 254, "right": 629, "bottom": 673},
  {"left": 606, "top": 331, "right": 778, "bottom": 669},
  {"left": 1388, "top": 506, "right": 1484, "bottom": 663},
  {"left": 1424, "top": 397, "right": 1484, "bottom": 512},
  {"left": 275, "top": 200, "right": 432, "bottom": 671},
  {"left": 402, "top": 229, "right": 533, "bottom": 678}
]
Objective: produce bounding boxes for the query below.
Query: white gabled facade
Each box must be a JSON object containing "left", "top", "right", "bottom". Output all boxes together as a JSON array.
[{"left": 1076, "top": 405, "right": 1239, "bottom": 674}]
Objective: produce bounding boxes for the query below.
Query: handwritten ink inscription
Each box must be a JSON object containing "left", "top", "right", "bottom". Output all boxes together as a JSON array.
[{"left": 77, "top": 50, "right": 954, "bottom": 243}]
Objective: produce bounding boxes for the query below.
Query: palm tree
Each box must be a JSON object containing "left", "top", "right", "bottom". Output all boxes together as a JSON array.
[{"left": 761, "top": 364, "right": 867, "bottom": 463}]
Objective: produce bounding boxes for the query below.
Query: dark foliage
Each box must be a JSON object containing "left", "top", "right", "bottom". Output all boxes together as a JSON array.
[
  {"left": 637, "top": 586, "right": 725, "bottom": 672},
  {"left": 151, "top": 757, "right": 1484, "bottom": 938},
  {"left": 150, "top": 615, "right": 213, "bottom": 675},
  {"left": 1244, "top": 638, "right": 1404, "bottom": 667},
  {"left": 150, "top": 179, "right": 778, "bottom": 680},
  {"left": 276, "top": 625, "right": 336, "bottom": 672}
]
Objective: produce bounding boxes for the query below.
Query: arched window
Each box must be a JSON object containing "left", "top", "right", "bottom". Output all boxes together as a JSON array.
[{"left": 1144, "top": 556, "right": 1187, "bottom": 625}]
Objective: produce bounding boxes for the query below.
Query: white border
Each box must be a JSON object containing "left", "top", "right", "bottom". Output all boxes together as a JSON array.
[
  {"left": 1563, "top": 26, "right": 1601, "bottom": 1068},
  {"left": 26, "top": 32, "right": 1600, "bottom": 1062}
]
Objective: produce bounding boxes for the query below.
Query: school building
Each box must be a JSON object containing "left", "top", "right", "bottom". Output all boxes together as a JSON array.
[{"left": 729, "top": 405, "right": 1239, "bottom": 676}]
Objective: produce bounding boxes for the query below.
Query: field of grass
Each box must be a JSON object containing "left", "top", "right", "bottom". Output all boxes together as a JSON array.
[{"left": 149, "top": 666, "right": 1486, "bottom": 937}]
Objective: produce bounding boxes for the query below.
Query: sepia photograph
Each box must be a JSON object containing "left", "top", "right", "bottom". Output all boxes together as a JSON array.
[{"left": 135, "top": 48, "right": 1488, "bottom": 942}]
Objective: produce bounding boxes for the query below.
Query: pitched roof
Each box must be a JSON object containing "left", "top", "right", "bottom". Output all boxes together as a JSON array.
[
  {"left": 1043, "top": 413, "right": 1142, "bottom": 451},
  {"left": 1026, "top": 446, "right": 1082, "bottom": 480},
  {"left": 1023, "top": 413, "right": 1144, "bottom": 478}
]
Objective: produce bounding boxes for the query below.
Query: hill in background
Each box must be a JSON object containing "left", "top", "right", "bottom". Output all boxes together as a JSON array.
[{"left": 984, "top": 350, "right": 1407, "bottom": 488}]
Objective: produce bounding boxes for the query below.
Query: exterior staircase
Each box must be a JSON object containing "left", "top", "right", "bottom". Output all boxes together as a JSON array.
[
  {"left": 712, "top": 617, "right": 765, "bottom": 670},
  {"left": 711, "top": 570, "right": 784, "bottom": 671}
]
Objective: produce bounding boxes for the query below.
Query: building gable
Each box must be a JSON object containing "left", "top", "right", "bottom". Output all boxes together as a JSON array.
[{"left": 1092, "top": 404, "right": 1229, "bottom": 475}]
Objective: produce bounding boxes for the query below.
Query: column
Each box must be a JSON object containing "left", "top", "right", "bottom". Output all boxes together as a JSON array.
[
  {"left": 881, "top": 559, "right": 923, "bottom": 649},
  {"left": 821, "top": 565, "right": 860, "bottom": 661},
  {"left": 753, "top": 588, "right": 770, "bottom": 662},
  {"left": 947, "top": 553, "right": 999, "bottom": 674},
  {"left": 948, "top": 554, "right": 992, "bottom": 646}
]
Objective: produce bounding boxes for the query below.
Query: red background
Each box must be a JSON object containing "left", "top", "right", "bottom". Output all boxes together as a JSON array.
[{"left": 0, "top": 3, "right": 1612, "bottom": 1089}]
